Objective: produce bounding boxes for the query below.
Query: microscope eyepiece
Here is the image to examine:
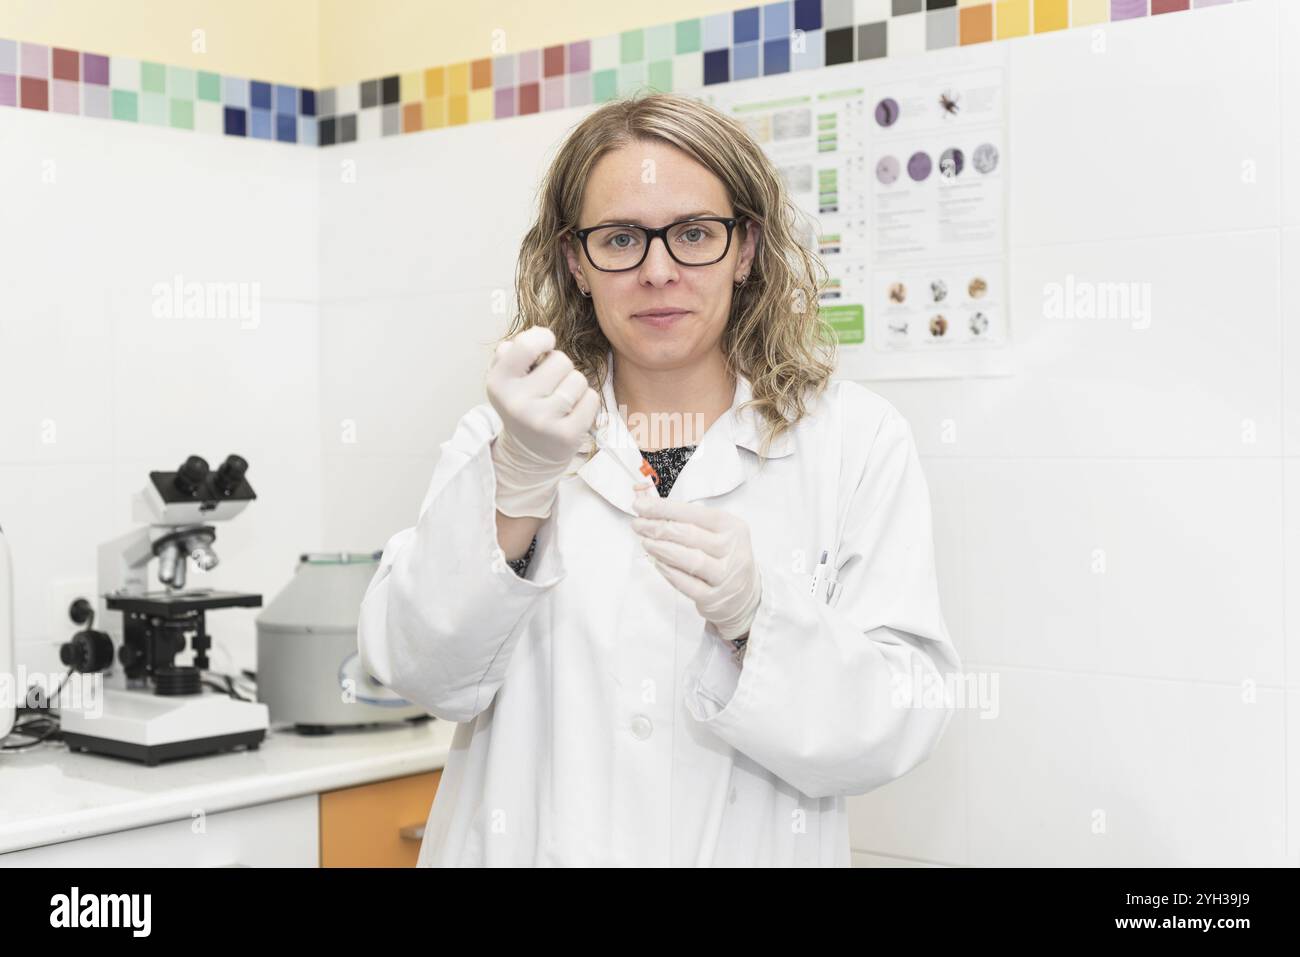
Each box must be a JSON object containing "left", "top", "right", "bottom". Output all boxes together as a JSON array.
[
  {"left": 174, "top": 455, "right": 210, "bottom": 495},
  {"left": 214, "top": 454, "right": 248, "bottom": 495}
]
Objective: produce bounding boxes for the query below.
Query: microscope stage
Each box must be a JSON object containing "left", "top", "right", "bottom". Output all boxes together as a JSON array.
[{"left": 105, "top": 590, "right": 262, "bottom": 615}]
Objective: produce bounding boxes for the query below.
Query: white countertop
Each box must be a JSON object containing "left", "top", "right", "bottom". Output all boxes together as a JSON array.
[{"left": 0, "top": 718, "right": 458, "bottom": 854}]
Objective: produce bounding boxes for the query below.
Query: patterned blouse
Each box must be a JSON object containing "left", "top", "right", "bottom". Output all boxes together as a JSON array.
[{"left": 506, "top": 445, "right": 698, "bottom": 577}]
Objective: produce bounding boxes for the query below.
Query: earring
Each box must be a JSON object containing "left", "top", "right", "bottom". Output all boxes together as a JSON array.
[
  {"left": 733, "top": 274, "right": 750, "bottom": 288},
  {"left": 578, "top": 286, "right": 592, "bottom": 298}
]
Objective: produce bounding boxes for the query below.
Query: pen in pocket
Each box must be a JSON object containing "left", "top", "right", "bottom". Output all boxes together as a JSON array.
[
  {"left": 810, "top": 549, "right": 828, "bottom": 598},
  {"left": 810, "top": 548, "right": 841, "bottom": 606}
]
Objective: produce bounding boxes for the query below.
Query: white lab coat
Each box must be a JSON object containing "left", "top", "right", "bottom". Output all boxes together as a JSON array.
[{"left": 358, "top": 359, "right": 962, "bottom": 867}]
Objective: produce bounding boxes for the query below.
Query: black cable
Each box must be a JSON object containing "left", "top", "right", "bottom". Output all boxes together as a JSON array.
[
  {"left": 2, "top": 715, "right": 62, "bottom": 750},
  {"left": 48, "top": 668, "right": 73, "bottom": 709},
  {"left": 13, "top": 667, "right": 73, "bottom": 713},
  {"left": 224, "top": 674, "right": 250, "bottom": 702},
  {"left": 202, "top": 669, "right": 256, "bottom": 702},
  {"left": 1, "top": 669, "right": 73, "bottom": 751},
  {"left": 200, "top": 678, "right": 242, "bottom": 700}
]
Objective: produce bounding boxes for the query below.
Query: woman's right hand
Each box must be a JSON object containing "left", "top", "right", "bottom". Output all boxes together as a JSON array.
[{"left": 486, "top": 326, "right": 600, "bottom": 519}]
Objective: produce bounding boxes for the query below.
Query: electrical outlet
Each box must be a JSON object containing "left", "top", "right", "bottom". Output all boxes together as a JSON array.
[{"left": 45, "top": 577, "right": 97, "bottom": 646}]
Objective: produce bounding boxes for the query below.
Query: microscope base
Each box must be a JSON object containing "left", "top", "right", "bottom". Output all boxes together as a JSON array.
[
  {"left": 63, "top": 727, "right": 265, "bottom": 766},
  {"left": 60, "top": 688, "right": 269, "bottom": 766}
]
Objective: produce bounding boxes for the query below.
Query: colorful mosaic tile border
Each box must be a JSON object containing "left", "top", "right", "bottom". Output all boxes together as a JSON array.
[
  {"left": 0, "top": 0, "right": 1246, "bottom": 148},
  {"left": 0, "top": 38, "right": 319, "bottom": 144}
]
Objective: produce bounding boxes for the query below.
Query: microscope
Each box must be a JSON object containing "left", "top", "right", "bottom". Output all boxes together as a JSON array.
[{"left": 59, "top": 454, "right": 270, "bottom": 765}]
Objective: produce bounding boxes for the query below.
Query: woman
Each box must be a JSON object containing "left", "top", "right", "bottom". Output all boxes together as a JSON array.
[{"left": 359, "top": 93, "right": 961, "bottom": 867}]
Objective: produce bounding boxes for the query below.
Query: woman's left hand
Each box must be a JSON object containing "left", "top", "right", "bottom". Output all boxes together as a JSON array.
[{"left": 631, "top": 496, "right": 761, "bottom": 641}]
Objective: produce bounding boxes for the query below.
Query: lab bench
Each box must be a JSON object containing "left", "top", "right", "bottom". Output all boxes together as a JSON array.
[{"left": 0, "top": 717, "right": 455, "bottom": 867}]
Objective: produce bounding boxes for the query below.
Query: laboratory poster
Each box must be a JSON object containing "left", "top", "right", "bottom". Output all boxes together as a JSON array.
[{"left": 702, "top": 48, "right": 1012, "bottom": 381}]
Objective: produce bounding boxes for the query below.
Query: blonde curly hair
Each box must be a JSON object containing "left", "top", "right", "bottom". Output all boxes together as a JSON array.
[{"left": 506, "top": 91, "right": 837, "bottom": 457}]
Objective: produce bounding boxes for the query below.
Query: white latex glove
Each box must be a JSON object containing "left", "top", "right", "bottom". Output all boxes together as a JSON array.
[
  {"left": 630, "top": 496, "right": 761, "bottom": 641},
  {"left": 485, "top": 326, "right": 600, "bottom": 519}
]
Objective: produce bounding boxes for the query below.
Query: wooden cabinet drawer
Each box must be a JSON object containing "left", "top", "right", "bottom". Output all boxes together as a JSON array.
[{"left": 319, "top": 770, "right": 440, "bottom": 867}]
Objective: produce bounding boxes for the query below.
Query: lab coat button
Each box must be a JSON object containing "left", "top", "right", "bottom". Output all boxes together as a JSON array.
[{"left": 630, "top": 714, "right": 653, "bottom": 740}]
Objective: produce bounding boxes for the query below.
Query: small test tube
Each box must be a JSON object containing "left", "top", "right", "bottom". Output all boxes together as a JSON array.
[{"left": 590, "top": 426, "right": 660, "bottom": 488}]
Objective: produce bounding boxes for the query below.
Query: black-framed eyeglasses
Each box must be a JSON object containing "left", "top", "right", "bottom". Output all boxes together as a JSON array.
[{"left": 572, "top": 216, "right": 742, "bottom": 272}]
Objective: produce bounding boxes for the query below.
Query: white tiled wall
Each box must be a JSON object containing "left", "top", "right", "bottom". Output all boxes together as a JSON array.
[
  {"left": 1006, "top": 4, "right": 1280, "bottom": 247},
  {"left": 861, "top": 0, "right": 1296, "bottom": 867},
  {"left": 314, "top": 110, "right": 583, "bottom": 547},
  {"left": 0, "top": 107, "right": 322, "bottom": 675},
  {"left": 1280, "top": 0, "right": 1300, "bottom": 231}
]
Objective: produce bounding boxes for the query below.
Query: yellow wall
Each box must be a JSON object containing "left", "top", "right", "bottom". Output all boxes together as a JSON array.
[
  {"left": 0, "top": 0, "right": 320, "bottom": 86},
  {"left": 0, "top": 0, "right": 764, "bottom": 88}
]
